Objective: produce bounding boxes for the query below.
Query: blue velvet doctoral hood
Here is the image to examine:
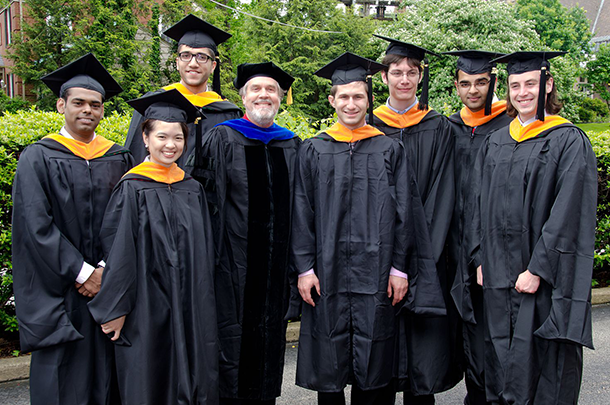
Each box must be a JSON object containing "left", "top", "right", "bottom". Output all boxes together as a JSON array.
[{"left": 218, "top": 118, "right": 295, "bottom": 144}]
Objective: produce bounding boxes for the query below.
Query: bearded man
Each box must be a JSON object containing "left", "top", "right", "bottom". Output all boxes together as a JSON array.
[{"left": 192, "top": 62, "right": 300, "bottom": 405}]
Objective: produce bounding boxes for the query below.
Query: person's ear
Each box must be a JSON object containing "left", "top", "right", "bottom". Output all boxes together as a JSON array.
[{"left": 57, "top": 98, "right": 66, "bottom": 114}]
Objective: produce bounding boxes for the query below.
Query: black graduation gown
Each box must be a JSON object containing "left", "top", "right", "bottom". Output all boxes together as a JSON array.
[
  {"left": 470, "top": 121, "right": 597, "bottom": 404},
  {"left": 447, "top": 109, "right": 512, "bottom": 396},
  {"left": 371, "top": 109, "right": 462, "bottom": 395},
  {"left": 123, "top": 85, "right": 242, "bottom": 166},
  {"left": 88, "top": 168, "right": 218, "bottom": 405},
  {"left": 191, "top": 124, "right": 301, "bottom": 401},
  {"left": 11, "top": 136, "right": 133, "bottom": 405},
  {"left": 290, "top": 132, "right": 443, "bottom": 393}
]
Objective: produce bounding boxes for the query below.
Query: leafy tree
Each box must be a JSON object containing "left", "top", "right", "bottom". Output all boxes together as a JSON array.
[
  {"left": 378, "top": 0, "right": 585, "bottom": 121},
  {"left": 587, "top": 44, "right": 610, "bottom": 108},
  {"left": 516, "top": 0, "right": 592, "bottom": 56},
  {"left": 232, "top": 0, "right": 381, "bottom": 120},
  {"left": 377, "top": 0, "right": 542, "bottom": 114},
  {"left": 7, "top": 0, "right": 151, "bottom": 112}
]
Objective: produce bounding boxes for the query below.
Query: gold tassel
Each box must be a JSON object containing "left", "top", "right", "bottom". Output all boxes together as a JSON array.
[{"left": 286, "top": 87, "right": 293, "bottom": 105}]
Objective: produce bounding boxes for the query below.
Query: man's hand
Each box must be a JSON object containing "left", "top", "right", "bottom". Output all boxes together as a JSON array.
[
  {"left": 477, "top": 265, "right": 483, "bottom": 286},
  {"left": 515, "top": 269, "right": 540, "bottom": 294},
  {"left": 298, "top": 274, "right": 321, "bottom": 307},
  {"left": 76, "top": 267, "right": 103, "bottom": 297},
  {"left": 101, "top": 315, "right": 126, "bottom": 341},
  {"left": 387, "top": 275, "right": 409, "bottom": 306}
]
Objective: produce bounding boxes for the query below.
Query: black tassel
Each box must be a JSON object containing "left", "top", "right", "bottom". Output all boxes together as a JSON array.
[
  {"left": 485, "top": 66, "right": 497, "bottom": 116},
  {"left": 537, "top": 62, "right": 548, "bottom": 122},
  {"left": 367, "top": 74, "right": 374, "bottom": 125},
  {"left": 213, "top": 58, "right": 222, "bottom": 98},
  {"left": 194, "top": 115, "right": 203, "bottom": 167},
  {"left": 418, "top": 58, "right": 429, "bottom": 111}
]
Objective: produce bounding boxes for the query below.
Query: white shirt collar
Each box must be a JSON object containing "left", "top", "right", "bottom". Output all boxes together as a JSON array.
[
  {"left": 386, "top": 97, "right": 418, "bottom": 115},
  {"left": 518, "top": 110, "right": 549, "bottom": 127},
  {"left": 59, "top": 126, "right": 96, "bottom": 141}
]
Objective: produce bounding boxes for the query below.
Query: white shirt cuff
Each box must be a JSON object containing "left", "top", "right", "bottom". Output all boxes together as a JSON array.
[
  {"left": 390, "top": 267, "right": 408, "bottom": 280},
  {"left": 298, "top": 269, "right": 315, "bottom": 278},
  {"left": 76, "top": 261, "right": 95, "bottom": 284}
]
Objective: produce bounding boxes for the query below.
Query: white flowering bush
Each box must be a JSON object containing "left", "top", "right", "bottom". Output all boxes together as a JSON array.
[{"left": 374, "top": 0, "right": 583, "bottom": 120}]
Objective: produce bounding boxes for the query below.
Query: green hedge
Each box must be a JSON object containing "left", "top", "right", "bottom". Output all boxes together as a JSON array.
[{"left": 0, "top": 110, "right": 609, "bottom": 333}]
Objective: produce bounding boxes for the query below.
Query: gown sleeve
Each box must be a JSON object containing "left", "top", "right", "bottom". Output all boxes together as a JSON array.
[
  {"left": 423, "top": 117, "right": 456, "bottom": 262},
  {"left": 12, "top": 147, "right": 86, "bottom": 352},
  {"left": 528, "top": 130, "right": 597, "bottom": 349},
  {"left": 123, "top": 109, "right": 147, "bottom": 165},
  {"left": 191, "top": 126, "right": 228, "bottom": 250},
  {"left": 286, "top": 141, "right": 317, "bottom": 319},
  {"left": 399, "top": 142, "right": 447, "bottom": 317},
  {"left": 88, "top": 180, "right": 139, "bottom": 338}
]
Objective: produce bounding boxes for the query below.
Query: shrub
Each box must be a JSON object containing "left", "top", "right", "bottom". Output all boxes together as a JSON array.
[
  {"left": 589, "top": 130, "right": 610, "bottom": 281},
  {"left": 588, "top": 98, "right": 609, "bottom": 121},
  {"left": 0, "top": 93, "right": 31, "bottom": 117},
  {"left": 578, "top": 107, "right": 596, "bottom": 123}
]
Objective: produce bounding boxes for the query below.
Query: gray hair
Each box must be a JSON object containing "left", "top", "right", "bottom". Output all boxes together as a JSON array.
[{"left": 239, "top": 78, "right": 286, "bottom": 98}]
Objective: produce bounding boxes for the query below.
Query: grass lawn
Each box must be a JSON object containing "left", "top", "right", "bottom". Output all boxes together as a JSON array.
[{"left": 577, "top": 122, "right": 610, "bottom": 133}]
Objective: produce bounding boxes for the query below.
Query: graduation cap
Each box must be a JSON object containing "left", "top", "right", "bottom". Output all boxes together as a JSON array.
[
  {"left": 127, "top": 89, "right": 202, "bottom": 125},
  {"left": 444, "top": 50, "right": 505, "bottom": 115},
  {"left": 164, "top": 14, "right": 232, "bottom": 96},
  {"left": 41, "top": 53, "right": 122, "bottom": 101},
  {"left": 374, "top": 34, "right": 439, "bottom": 110},
  {"left": 492, "top": 51, "right": 566, "bottom": 121},
  {"left": 233, "top": 62, "right": 295, "bottom": 104},
  {"left": 315, "top": 52, "right": 386, "bottom": 124}
]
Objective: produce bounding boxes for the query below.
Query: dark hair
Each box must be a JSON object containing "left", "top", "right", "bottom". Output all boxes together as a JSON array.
[
  {"left": 60, "top": 88, "right": 71, "bottom": 101},
  {"left": 329, "top": 81, "right": 368, "bottom": 97},
  {"left": 142, "top": 119, "right": 190, "bottom": 140},
  {"left": 506, "top": 72, "right": 562, "bottom": 118},
  {"left": 454, "top": 69, "right": 491, "bottom": 82},
  {"left": 381, "top": 54, "right": 422, "bottom": 73}
]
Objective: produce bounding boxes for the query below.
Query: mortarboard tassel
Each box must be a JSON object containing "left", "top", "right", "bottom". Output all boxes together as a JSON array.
[
  {"left": 367, "top": 74, "right": 374, "bottom": 125},
  {"left": 418, "top": 59, "right": 430, "bottom": 111},
  {"left": 484, "top": 66, "right": 497, "bottom": 116},
  {"left": 213, "top": 58, "right": 223, "bottom": 98},
  {"left": 194, "top": 113, "right": 203, "bottom": 167},
  {"left": 536, "top": 61, "right": 548, "bottom": 122},
  {"left": 286, "top": 87, "right": 293, "bottom": 105}
]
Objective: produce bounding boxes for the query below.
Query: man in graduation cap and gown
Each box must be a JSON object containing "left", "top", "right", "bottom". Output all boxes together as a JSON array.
[
  {"left": 193, "top": 62, "right": 300, "bottom": 405},
  {"left": 371, "top": 35, "right": 461, "bottom": 404},
  {"left": 89, "top": 89, "right": 218, "bottom": 405},
  {"left": 470, "top": 51, "right": 597, "bottom": 405},
  {"left": 11, "top": 53, "right": 134, "bottom": 405},
  {"left": 443, "top": 50, "right": 513, "bottom": 405},
  {"left": 124, "top": 14, "right": 241, "bottom": 167},
  {"left": 291, "top": 52, "right": 443, "bottom": 405}
]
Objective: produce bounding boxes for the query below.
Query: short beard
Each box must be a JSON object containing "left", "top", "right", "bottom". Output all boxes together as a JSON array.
[{"left": 247, "top": 101, "right": 278, "bottom": 127}]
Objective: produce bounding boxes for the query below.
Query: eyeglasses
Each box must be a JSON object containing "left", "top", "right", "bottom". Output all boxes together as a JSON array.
[
  {"left": 458, "top": 79, "right": 490, "bottom": 89},
  {"left": 388, "top": 70, "right": 420, "bottom": 79},
  {"left": 178, "top": 52, "right": 214, "bottom": 64}
]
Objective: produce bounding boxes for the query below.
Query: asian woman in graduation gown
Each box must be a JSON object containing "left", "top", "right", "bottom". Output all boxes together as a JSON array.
[{"left": 89, "top": 90, "right": 218, "bottom": 405}]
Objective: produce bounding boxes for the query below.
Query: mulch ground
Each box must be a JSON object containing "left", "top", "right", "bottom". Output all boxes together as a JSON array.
[{"left": 0, "top": 330, "right": 20, "bottom": 358}]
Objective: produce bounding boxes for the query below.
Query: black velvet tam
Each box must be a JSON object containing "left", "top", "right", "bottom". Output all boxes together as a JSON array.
[{"left": 233, "top": 62, "right": 295, "bottom": 91}]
